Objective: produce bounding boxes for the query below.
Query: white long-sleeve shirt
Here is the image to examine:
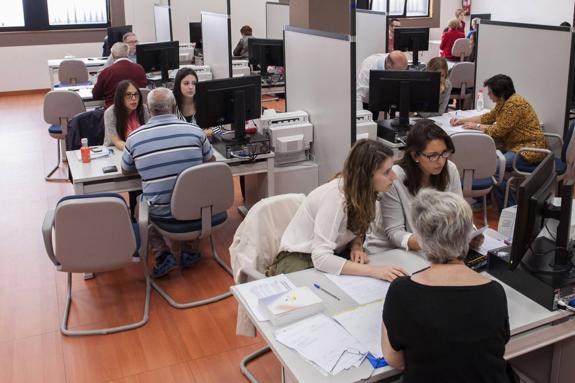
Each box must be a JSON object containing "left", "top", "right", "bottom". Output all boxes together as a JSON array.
[
  {"left": 279, "top": 178, "right": 355, "bottom": 275},
  {"left": 356, "top": 53, "right": 388, "bottom": 109}
]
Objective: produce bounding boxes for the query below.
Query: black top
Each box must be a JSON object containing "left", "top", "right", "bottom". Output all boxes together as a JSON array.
[{"left": 382, "top": 277, "right": 510, "bottom": 383}]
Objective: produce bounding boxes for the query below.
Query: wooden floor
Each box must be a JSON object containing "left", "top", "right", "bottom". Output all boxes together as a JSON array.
[{"left": 0, "top": 93, "right": 498, "bottom": 383}]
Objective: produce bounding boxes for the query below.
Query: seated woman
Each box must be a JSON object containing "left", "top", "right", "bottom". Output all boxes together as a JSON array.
[
  {"left": 267, "top": 139, "right": 408, "bottom": 281},
  {"left": 449, "top": 74, "right": 546, "bottom": 168},
  {"left": 419, "top": 57, "right": 452, "bottom": 118},
  {"left": 365, "top": 120, "right": 461, "bottom": 253},
  {"left": 440, "top": 19, "right": 465, "bottom": 61},
  {"left": 381, "top": 189, "right": 510, "bottom": 382},
  {"left": 233, "top": 25, "right": 252, "bottom": 59},
  {"left": 103, "top": 80, "right": 149, "bottom": 150}
]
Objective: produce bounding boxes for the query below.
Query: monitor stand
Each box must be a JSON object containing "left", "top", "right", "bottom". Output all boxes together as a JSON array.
[{"left": 376, "top": 118, "right": 412, "bottom": 144}]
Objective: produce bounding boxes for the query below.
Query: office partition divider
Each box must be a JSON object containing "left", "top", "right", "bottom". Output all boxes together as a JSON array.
[
  {"left": 154, "top": 5, "right": 172, "bottom": 42},
  {"left": 475, "top": 21, "right": 573, "bottom": 137},
  {"left": 201, "top": 11, "right": 232, "bottom": 79},
  {"left": 285, "top": 26, "right": 356, "bottom": 184},
  {"left": 266, "top": 2, "right": 290, "bottom": 39},
  {"left": 355, "top": 9, "right": 387, "bottom": 74}
]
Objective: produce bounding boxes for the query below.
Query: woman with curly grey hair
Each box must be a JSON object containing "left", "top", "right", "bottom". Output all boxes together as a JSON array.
[{"left": 381, "top": 189, "right": 511, "bottom": 382}]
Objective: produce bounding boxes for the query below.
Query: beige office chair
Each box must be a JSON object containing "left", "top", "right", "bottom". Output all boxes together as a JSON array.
[
  {"left": 144, "top": 162, "right": 235, "bottom": 309},
  {"left": 450, "top": 132, "right": 506, "bottom": 226},
  {"left": 42, "top": 193, "right": 151, "bottom": 336},
  {"left": 44, "top": 90, "right": 86, "bottom": 182},
  {"left": 449, "top": 62, "right": 475, "bottom": 110},
  {"left": 139, "top": 88, "right": 150, "bottom": 106},
  {"left": 58, "top": 59, "right": 90, "bottom": 86},
  {"left": 451, "top": 38, "right": 472, "bottom": 62},
  {"left": 230, "top": 193, "right": 306, "bottom": 383}
]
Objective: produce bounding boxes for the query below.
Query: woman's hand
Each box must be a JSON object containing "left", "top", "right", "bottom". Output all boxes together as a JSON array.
[
  {"left": 449, "top": 117, "right": 462, "bottom": 126},
  {"left": 350, "top": 248, "right": 369, "bottom": 264},
  {"left": 204, "top": 128, "right": 214, "bottom": 137},
  {"left": 370, "top": 265, "right": 408, "bottom": 282},
  {"left": 469, "top": 233, "right": 485, "bottom": 249},
  {"left": 407, "top": 234, "right": 421, "bottom": 251},
  {"left": 462, "top": 122, "right": 479, "bottom": 130}
]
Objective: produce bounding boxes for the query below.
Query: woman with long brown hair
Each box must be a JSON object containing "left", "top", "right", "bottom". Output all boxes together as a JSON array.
[{"left": 268, "top": 139, "right": 407, "bottom": 281}]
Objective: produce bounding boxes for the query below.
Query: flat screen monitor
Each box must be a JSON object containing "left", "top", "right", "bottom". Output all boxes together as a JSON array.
[
  {"left": 106, "top": 25, "right": 133, "bottom": 56},
  {"left": 470, "top": 13, "right": 491, "bottom": 21},
  {"left": 195, "top": 75, "right": 262, "bottom": 142},
  {"left": 369, "top": 69, "right": 440, "bottom": 128},
  {"left": 136, "top": 41, "right": 179, "bottom": 82},
  {"left": 393, "top": 27, "right": 429, "bottom": 66},
  {"left": 189, "top": 22, "right": 202, "bottom": 50},
  {"left": 509, "top": 154, "right": 573, "bottom": 274},
  {"left": 357, "top": 0, "right": 370, "bottom": 9},
  {"left": 248, "top": 38, "right": 284, "bottom": 76}
]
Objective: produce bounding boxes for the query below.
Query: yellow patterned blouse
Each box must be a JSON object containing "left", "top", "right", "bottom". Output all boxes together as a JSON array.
[{"left": 479, "top": 93, "right": 546, "bottom": 163}]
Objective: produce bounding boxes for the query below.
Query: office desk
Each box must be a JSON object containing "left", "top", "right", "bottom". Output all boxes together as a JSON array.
[
  {"left": 231, "top": 249, "right": 575, "bottom": 383},
  {"left": 66, "top": 146, "right": 275, "bottom": 197},
  {"left": 52, "top": 84, "right": 104, "bottom": 109},
  {"left": 47, "top": 57, "right": 107, "bottom": 88}
]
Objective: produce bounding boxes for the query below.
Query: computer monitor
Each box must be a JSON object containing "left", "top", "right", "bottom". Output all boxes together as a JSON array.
[
  {"left": 356, "top": 0, "right": 370, "bottom": 9},
  {"left": 189, "top": 22, "right": 202, "bottom": 50},
  {"left": 106, "top": 25, "right": 133, "bottom": 55},
  {"left": 136, "top": 41, "right": 179, "bottom": 82},
  {"left": 509, "top": 154, "right": 573, "bottom": 274},
  {"left": 369, "top": 70, "right": 440, "bottom": 129},
  {"left": 393, "top": 27, "right": 429, "bottom": 67},
  {"left": 470, "top": 13, "right": 491, "bottom": 21},
  {"left": 248, "top": 38, "right": 284, "bottom": 77},
  {"left": 195, "top": 75, "right": 262, "bottom": 142}
]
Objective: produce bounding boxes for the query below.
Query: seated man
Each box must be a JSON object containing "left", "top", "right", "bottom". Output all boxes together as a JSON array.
[
  {"left": 121, "top": 88, "right": 215, "bottom": 278},
  {"left": 92, "top": 42, "right": 147, "bottom": 108},
  {"left": 356, "top": 51, "right": 408, "bottom": 111},
  {"left": 103, "top": 32, "right": 139, "bottom": 68}
]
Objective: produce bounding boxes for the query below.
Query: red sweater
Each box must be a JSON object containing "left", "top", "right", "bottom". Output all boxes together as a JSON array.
[
  {"left": 92, "top": 59, "right": 148, "bottom": 108},
  {"left": 440, "top": 28, "right": 465, "bottom": 61}
]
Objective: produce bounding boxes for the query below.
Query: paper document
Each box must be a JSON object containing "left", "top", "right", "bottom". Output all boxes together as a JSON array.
[
  {"left": 325, "top": 274, "right": 390, "bottom": 305},
  {"left": 274, "top": 313, "right": 366, "bottom": 375},
  {"left": 471, "top": 228, "right": 507, "bottom": 256},
  {"left": 233, "top": 274, "right": 296, "bottom": 321},
  {"left": 333, "top": 300, "right": 385, "bottom": 359},
  {"left": 471, "top": 225, "right": 488, "bottom": 239}
]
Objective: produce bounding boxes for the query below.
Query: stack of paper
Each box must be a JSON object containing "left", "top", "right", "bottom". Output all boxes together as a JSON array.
[
  {"left": 274, "top": 313, "right": 367, "bottom": 376},
  {"left": 471, "top": 227, "right": 508, "bottom": 256},
  {"left": 333, "top": 300, "right": 384, "bottom": 359},
  {"left": 259, "top": 286, "right": 323, "bottom": 326},
  {"left": 233, "top": 274, "right": 296, "bottom": 321},
  {"left": 325, "top": 274, "right": 390, "bottom": 305}
]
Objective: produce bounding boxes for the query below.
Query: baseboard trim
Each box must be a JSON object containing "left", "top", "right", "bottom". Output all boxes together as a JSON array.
[{"left": 0, "top": 89, "right": 49, "bottom": 97}]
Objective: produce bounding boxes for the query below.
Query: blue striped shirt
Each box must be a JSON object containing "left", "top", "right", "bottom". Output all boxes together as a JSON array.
[{"left": 121, "top": 114, "right": 213, "bottom": 219}]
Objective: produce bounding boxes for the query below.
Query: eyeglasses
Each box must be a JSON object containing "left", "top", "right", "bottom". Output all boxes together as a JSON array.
[
  {"left": 126, "top": 40, "right": 138, "bottom": 45},
  {"left": 419, "top": 150, "right": 453, "bottom": 162},
  {"left": 124, "top": 92, "right": 140, "bottom": 99}
]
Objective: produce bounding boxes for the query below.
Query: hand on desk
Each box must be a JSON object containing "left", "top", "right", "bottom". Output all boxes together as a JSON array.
[
  {"left": 350, "top": 248, "right": 369, "bottom": 264},
  {"left": 469, "top": 233, "right": 485, "bottom": 250},
  {"left": 449, "top": 117, "right": 463, "bottom": 126},
  {"left": 370, "top": 265, "right": 408, "bottom": 282}
]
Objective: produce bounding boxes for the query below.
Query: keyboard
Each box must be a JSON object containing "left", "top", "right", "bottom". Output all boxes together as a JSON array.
[{"left": 464, "top": 249, "right": 488, "bottom": 271}]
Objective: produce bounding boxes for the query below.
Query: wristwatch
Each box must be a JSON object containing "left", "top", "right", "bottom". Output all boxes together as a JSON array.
[{"left": 476, "top": 123, "right": 481, "bottom": 130}]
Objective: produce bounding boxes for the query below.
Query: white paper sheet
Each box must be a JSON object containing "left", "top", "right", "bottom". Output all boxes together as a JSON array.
[
  {"left": 333, "top": 300, "right": 385, "bottom": 358},
  {"left": 472, "top": 228, "right": 508, "bottom": 256},
  {"left": 325, "top": 274, "right": 390, "bottom": 305},
  {"left": 233, "top": 274, "right": 296, "bottom": 321}
]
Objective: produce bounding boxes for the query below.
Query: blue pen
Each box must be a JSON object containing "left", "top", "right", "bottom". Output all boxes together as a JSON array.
[{"left": 313, "top": 283, "right": 341, "bottom": 301}]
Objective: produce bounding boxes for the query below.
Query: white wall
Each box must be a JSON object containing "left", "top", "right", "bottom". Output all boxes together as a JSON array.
[
  {"left": 231, "top": 0, "right": 279, "bottom": 44},
  {"left": 472, "top": 0, "right": 574, "bottom": 26},
  {"left": 124, "top": 0, "right": 157, "bottom": 43},
  {"left": 170, "top": 0, "right": 227, "bottom": 43}
]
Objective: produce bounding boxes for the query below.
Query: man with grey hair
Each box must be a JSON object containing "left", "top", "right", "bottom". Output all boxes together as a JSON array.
[
  {"left": 92, "top": 42, "right": 147, "bottom": 108},
  {"left": 122, "top": 87, "right": 215, "bottom": 278},
  {"left": 103, "top": 31, "right": 139, "bottom": 68}
]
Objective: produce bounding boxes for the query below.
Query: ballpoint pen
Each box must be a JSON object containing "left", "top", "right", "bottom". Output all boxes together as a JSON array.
[{"left": 313, "top": 283, "right": 341, "bottom": 301}]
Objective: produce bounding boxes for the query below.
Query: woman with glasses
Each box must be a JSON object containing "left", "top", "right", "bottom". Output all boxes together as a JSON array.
[
  {"left": 365, "top": 120, "right": 463, "bottom": 253},
  {"left": 103, "top": 79, "right": 149, "bottom": 150}
]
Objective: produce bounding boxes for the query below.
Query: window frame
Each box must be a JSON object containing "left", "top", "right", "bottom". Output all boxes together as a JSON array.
[
  {"left": 385, "top": 0, "right": 431, "bottom": 19},
  {"left": 0, "top": 0, "right": 110, "bottom": 32}
]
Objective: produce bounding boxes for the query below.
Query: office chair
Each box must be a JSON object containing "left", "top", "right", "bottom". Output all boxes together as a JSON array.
[
  {"left": 450, "top": 132, "right": 506, "bottom": 226},
  {"left": 230, "top": 193, "right": 306, "bottom": 383},
  {"left": 145, "top": 162, "right": 235, "bottom": 309},
  {"left": 139, "top": 88, "right": 151, "bottom": 106},
  {"left": 451, "top": 38, "right": 472, "bottom": 62},
  {"left": 42, "top": 193, "right": 151, "bottom": 336},
  {"left": 44, "top": 90, "right": 86, "bottom": 182},
  {"left": 449, "top": 62, "right": 475, "bottom": 110},
  {"left": 57, "top": 59, "right": 90, "bottom": 86}
]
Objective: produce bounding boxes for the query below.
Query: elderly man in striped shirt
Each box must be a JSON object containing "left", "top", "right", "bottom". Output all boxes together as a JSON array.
[{"left": 122, "top": 87, "right": 215, "bottom": 278}]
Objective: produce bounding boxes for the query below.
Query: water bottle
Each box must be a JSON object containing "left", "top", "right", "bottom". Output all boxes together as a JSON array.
[
  {"left": 476, "top": 88, "right": 485, "bottom": 111},
  {"left": 80, "top": 138, "right": 91, "bottom": 163}
]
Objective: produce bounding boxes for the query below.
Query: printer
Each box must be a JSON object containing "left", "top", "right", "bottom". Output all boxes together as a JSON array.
[
  {"left": 232, "top": 59, "right": 251, "bottom": 77},
  {"left": 179, "top": 64, "right": 213, "bottom": 81},
  {"left": 356, "top": 109, "right": 378, "bottom": 141}
]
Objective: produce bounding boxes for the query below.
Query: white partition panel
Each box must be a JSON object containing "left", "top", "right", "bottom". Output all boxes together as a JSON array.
[
  {"left": 201, "top": 11, "right": 231, "bottom": 79},
  {"left": 285, "top": 27, "right": 355, "bottom": 183},
  {"left": 476, "top": 21, "right": 572, "bottom": 136},
  {"left": 355, "top": 9, "right": 387, "bottom": 74},
  {"left": 154, "top": 5, "right": 172, "bottom": 42},
  {"left": 266, "top": 2, "right": 289, "bottom": 39}
]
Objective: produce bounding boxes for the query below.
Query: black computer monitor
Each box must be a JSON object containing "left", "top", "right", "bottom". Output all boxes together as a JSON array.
[
  {"left": 470, "top": 13, "right": 491, "bottom": 21},
  {"left": 393, "top": 27, "right": 429, "bottom": 67},
  {"left": 136, "top": 41, "right": 179, "bottom": 82},
  {"left": 106, "top": 25, "right": 133, "bottom": 55},
  {"left": 189, "top": 22, "right": 202, "bottom": 50},
  {"left": 356, "top": 0, "right": 370, "bottom": 10},
  {"left": 195, "top": 75, "right": 262, "bottom": 142},
  {"left": 247, "top": 38, "right": 284, "bottom": 77},
  {"left": 369, "top": 69, "right": 440, "bottom": 130},
  {"left": 509, "top": 154, "right": 573, "bottom": 274}
]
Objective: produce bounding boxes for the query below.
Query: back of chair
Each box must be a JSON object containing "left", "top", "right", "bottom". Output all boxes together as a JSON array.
[
  {"left": 139, "top": 88, "right": 150, "bottom": 106},
  {"left": 451, "top": 38, "right": 471, "bottom": 61},
  {"left": 53, "top": 194, "right": 138, "bottom": 273},
  {"left": 450, "top": 132, "right": 497, "bottom": 194},
  {"left": 43, "top": 91, "right": 86, "bottom": 135},
  {"left": 449, "top": 62, "right": 475, "bottom": 89},
  {"left": 58, "top": 59, "right": 89, "bottom": 85},
  {"left": 171, "top": 162, "right": 234, "bottom": 221}
]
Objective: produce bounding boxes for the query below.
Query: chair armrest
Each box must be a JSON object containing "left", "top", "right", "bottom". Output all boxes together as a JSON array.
[
  {"left": 41, "top": 209, "right": 60, "bottom": 267},
  {"left": 513, "top": 148, "right": 552, "bottom": 175},
  {"left": 137, "top": 196, "right": 149, "bottom": 262},
  {"left": 237, "top": 267, "right": 266, "bottom": 284},
  {"left": 544, "top": 132, "right": 563, "bottom": 158},
  {"left": 495, "top": 150, "right": 506, "bottom": 184}
]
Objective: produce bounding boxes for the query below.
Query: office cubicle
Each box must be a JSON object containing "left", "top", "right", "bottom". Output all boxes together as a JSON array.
[
  {"left": 355, "top": 9, "right": 387, "bottom": 73},
  {"left": 201, "top": 11, "right": 232, "bottom": 79},
  {"left": 154, "top": 5, "right": 172, "bottom": 42},
  {"left": 266, "top": 2, "right": 289, "bottom": 39},
  {"left": 475, "top": 21, "right": 574, "bottom": 136},
  {"left": 285, "top": 26, "right": 356, "bottom": 184}
]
